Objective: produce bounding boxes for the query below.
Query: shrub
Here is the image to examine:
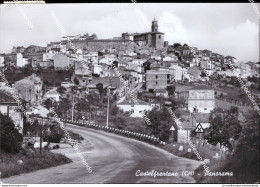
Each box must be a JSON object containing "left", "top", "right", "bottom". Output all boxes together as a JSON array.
[
  {"left": 0, "top": 112, "right": 23, "bottom": 154},
  {"left": 43, "top": 132, "right": 62, "bottom": 143},
  {"left": 53, "top": 144, "right": 60, "bottom": 149},
  {"left": 0, "top": 150, "right": 71, "bottom": 178}
]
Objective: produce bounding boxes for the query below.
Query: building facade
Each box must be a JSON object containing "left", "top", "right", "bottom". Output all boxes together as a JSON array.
[
  {"left": 0, "top": 90, "right": 24, "bottom": 133},
  {"left": 117, "top": 99, "right": 153, "bottom": 118},
  {"left": 145, "top": 70, "right": 170, "bottom": 92},
  {"left": 188, "top": 85, "right": 215, "bottom": 113},
  {"left": 13, "top": 74, "right": 43, "bottom": 105},
  {"left": 133, "top": 18, "right": 165, "bottom": 49}
]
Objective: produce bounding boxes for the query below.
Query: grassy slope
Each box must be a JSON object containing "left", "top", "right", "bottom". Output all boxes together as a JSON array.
[{"left": 0, "top": 149, "right": 72, "bottom": 178}]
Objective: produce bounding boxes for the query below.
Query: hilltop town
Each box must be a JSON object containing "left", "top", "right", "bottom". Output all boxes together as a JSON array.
[{"left": 0, "top": 18, "right": 259, "bottom": 183}]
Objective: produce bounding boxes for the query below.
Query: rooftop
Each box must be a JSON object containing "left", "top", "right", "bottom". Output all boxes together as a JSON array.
[
  {"left": 190, "top": 85, "right": 213, "bottom": 90},
  {"left": 146, "top": 70, "right": 170, "bottom": 75},
  {"left": 118, "top": 98, "right": 150, "bottom": 106}
]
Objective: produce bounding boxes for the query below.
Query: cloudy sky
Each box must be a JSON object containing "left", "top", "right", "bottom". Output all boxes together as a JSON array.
[{"left": 0, "top": 3, "right": 259, "bottom": 62}]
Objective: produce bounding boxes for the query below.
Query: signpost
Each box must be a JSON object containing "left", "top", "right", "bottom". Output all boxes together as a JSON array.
[
  {"left": 82, "top": 116, "right": 85, "bottom": 125},
  {"left": 194, "top": 122, "right": 205, "bottom": 154},
  {"left": 194, "top": 123, "right": 204, "bottom": 133},
  {"left": 170, "top": 125, "right": 175, "bottom": 143}
]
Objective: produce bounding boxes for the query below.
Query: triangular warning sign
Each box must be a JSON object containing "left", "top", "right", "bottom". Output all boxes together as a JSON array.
[
  {"left": 194, "top": 123, "right": 205, "bottom": 133},
  {"left": 170, "top": 126, "right": 175, "bottom": 131}
]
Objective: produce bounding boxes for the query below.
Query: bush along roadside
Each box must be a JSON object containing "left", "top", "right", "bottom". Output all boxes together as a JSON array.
[{"left": 0, "top": 148, "right": 72, "bottom": 178}]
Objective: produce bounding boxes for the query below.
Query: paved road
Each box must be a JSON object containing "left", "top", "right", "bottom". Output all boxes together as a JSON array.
[{"left": 3, "top": 124, "right": 200, "bottom": 184}]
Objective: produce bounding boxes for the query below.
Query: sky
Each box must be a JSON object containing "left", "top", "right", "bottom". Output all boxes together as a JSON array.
[{"left": 0, "top": 3, "right": 259, "bottom": 62}]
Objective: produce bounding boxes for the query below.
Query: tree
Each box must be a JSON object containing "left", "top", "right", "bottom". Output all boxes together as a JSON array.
[
  {"left": 166, "top": 85, "right": 176, "bottom": 96},
  {"left": 229, "top": 77, "right": 240, "bottom": 87},
  {"left": 111, "top": 115, "right": 126, "bottom": 129},
  {"left": 0, "top": 112, "right": 23, "bottom": 154},
  {"left": 147, "top": 107, "right": 176, "bottom": 141},
  {"left": 98, "top": 51, "right": 103, "bottom": 56},
  {"left": 57, "top": 86, "right": 66, "bottom": 95},
  {"left": 56, "top": 97, "right": 72, "bottom": 117},
  {"left": 203, "top": 107, "right": 242, "bottom": 149},
  {"left": 96, "top": 83, "right": 105, "bottom": 96},
  {"left": 43, "top": 98, "right": 53, "bottom": 110},
  {"left": 227, "top": 110, "right": 259, "bottom": 183},
  {"left": 183, "top": 43, "right": 189, "bottom": 48},
  {"left": 74, "top": 77, "right": 79, "bottom": 85},
  {"left": 75, "top": 98, "right": 89, "bottom": 113},
  {"left": 173, "top": 43, "right": 182, "bottom": 48},
  {"left": 200, "top": 71, "right": 207, "bottom": 77},
  {"left": 110, "top": 105, "right": 119, "bottom": 116},
  {"left": 112, "top": 61, "right": 118, "bottom": 68},
  {"left": 143, "top": 61, "right": 151, "bottom": 73}
]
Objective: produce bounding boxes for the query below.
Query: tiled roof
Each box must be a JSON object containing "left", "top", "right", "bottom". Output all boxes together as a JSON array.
[
  {"left": 193, "top": 113, "right": 210, "bottom": 123},
  {"left": 0, "top": 90, "right": 16, "bottom": 103},
  {"left": 118, "top": 98, "right": 149, "bottom": 106},
  {"left": 146, "top": 70, "right": 170, "bottom": 74},
  {"left": 134, "top": 31, "right": 165, "bottom": 36},
  {"left": 187, "top": 66, "right": 200, "bottom": 74},
  {"left": 190, "top": 85, "right": 213, "bottom": 90},
  {"left": 154, "top": 89, "right": 167, "bottom": 93}
]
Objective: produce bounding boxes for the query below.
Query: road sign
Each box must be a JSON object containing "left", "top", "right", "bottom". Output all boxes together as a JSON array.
[
  {"left": 170, "top": 126, "right": 175, "bottom": 131},
  {"left": 194, "top": 123, "right": 205, "bottom": 133}
]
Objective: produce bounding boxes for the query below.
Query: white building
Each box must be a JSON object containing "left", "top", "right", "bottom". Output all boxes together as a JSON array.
[
  {"left": 0, "top": 90, "right": 24, "bottom": 133},
  {"left": 188, "top": 85, "right": 215, "bottom": 113},
  {"left": 43, "top": 52, "right": 55, "bottom": 61},
  {"left": 16, "top": 53, "right": 28, "bottom": 67},
  {"left": 117, "top": 99, "right": 153, "bottom": 117},
  {"left": 132, "top": 59, "right": 145, "bottom": 66},
  {"left": 83, "top": 52, "right": 98, "bottom": 64},
  {"left": 163, "top": 55, "right": 178, "bottom": 62},
  {"left": 0, "top": 56, "right": 4, "bottom": 67},
  {"left": 94, "top": 64, "right": 103, "bottom": 75},
  {"left": 43, "top": 88, "right": 61, "bottom": 102},
  {"left": 169, "top": 64, "right": 187, "bottom": 81}
]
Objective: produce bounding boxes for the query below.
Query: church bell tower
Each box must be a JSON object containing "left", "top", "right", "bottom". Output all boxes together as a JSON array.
[{"left": 151, "top": 18, "right": 158, "bottom": 32}]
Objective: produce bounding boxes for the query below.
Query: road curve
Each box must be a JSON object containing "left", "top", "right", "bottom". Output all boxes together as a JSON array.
[{"left": 3, "top": 124, "right": 200, "bottom": 184}]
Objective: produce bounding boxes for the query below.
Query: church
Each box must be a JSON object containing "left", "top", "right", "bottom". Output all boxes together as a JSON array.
[{"left": 133, "top": 18, "right": 165, "bottom": 49}]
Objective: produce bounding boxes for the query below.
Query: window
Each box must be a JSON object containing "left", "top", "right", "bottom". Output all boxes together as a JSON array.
[
  {"left": 156, "top": 75, "right": 158, "bottom": 79},
  {"left": 83, "top": 80, "right": 85, "bottom": 82},
  {"left": 156, "top": 81, "right": 158, "bottom": 85},
  {"left": 159, "top": 35, "right": 161, "bottom": 39},
  {"left": 139, "top": 111, "right": 142, "bottom": 113},
  {"left": 131, "top": 109, "right": 134, "bottom": 113},
  {"left": 204, "top": 108, "right": 207, "bottom": 110}
]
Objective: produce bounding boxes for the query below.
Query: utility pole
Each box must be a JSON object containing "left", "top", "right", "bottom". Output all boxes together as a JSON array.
[
  {"left": 40, "top": 117, "right": 43, "bottom": 155},
  {"left": 106, "top": 90, "right": 109, "bottom": 128},
  {"left": 106, "top": 78, "right": 112, "bottom": 128},
  {"left": 72, "top": 92, "right": 74, "bottom": 122}
]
